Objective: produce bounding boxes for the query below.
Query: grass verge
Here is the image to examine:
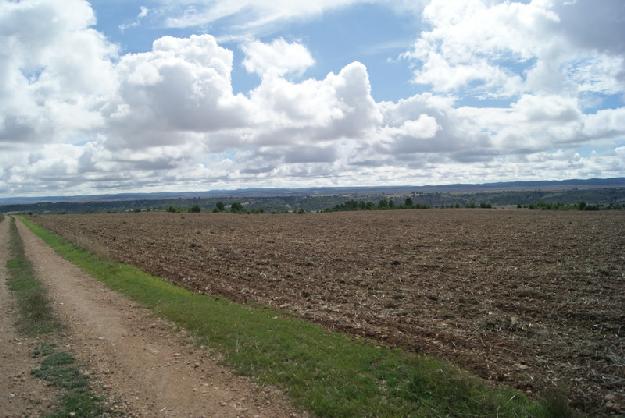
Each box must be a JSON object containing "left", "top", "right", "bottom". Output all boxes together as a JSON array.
[
  {"left": 22, "top": 216, "right": 557, "bottom": 417},
  {"left": 6, "top": 217, "right": 59, "bottom": 335},
  {"left": 6, "top": 217, "right": 106, "bottom": 417}
]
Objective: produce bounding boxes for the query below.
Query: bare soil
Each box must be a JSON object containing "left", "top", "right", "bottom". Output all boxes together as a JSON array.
[
  {"left": 16, "top": 219, "right": 299, "bottom": 418},
  {"left": 35, "top": 210, "right": 625, "bottom": 415}
]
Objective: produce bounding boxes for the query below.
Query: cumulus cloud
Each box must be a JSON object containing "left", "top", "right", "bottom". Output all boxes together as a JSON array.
[
  {"left": 108, "top": 34, "right": 252, "bottom": 149},
  {"left": 242, "top": 38, "right": 314, "bottom": 78},
  {"left": 1, "top": 0, "right": 625, "bottom": 197},
  {"left": 248, "top": 61, "right": 382, "bottom": 142},
  {"left": 582, "top": 107, "right": 625, "bottom": 139},
  {"left": 0, "top": 0, "right": 117, "bottom": 144},
  {"left": 511, "top": 95, "right": 581, "bottom": 123},
  {"left": 383, "top": 115, "right": 439, "bottom": 140},
  {"left": 406, "top": 0, "right": 625, "bottom": 99},
  {"left": 377, "top": 93, "right": 493, "bottom": 160}
]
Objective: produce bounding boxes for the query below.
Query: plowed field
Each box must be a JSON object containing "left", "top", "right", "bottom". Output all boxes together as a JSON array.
[{"left": 34, "top": 210, "right": 625, "bottom": 415}]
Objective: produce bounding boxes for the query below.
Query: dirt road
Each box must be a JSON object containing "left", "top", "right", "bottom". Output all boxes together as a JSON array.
[
  {"left": 0, "top": 218, "right": 58, "bottom": 417},
  {"left": 11, "top": 218, "right": 299, "bottom": 418}
]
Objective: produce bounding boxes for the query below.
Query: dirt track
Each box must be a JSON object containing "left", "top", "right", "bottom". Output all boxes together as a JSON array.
[
  {"left": 5, "top": 219, "right": 298, "bottom": 417},
  {"left": 0, "top": 218, "right": 58, "bottom": 417},
  {"left": 34, "top": 210, "right": 625, "bottom": 415}
]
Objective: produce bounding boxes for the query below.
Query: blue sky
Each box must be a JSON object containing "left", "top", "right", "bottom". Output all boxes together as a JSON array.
[
  {"left": 1, "top": 0, "right": 625, "bottom": 196},
  {"left": 92, "top": 1, "right": 422, "bottom": 101},
  {"left": 91, "top": 0, "right": 625, "bottom": 113},
  {"left": 90, "top": 0, "right": 624, "bottom": 113}
]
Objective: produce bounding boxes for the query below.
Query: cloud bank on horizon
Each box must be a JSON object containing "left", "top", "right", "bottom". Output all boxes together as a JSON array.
[{"left": 1, "top": 0, "right": 624, "bottom": 196}]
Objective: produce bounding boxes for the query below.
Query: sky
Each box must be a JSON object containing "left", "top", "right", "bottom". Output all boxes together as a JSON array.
[{"left": 1, "top": 0, "right": 625, "bottom": 197}]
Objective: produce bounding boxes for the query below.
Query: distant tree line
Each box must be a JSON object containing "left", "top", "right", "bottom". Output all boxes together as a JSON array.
[
  {"left": 4, "top": 186, "right": 625, "bottom": 215},
  {"left": 163, "top": 201, "right": 265, "bottom": 214},
  {"left": 127, "top": 199, "right": 623, "bottom": 214},
  {"left": 517, "top": 201, "right": 605, "bottom": 210},
  {"left": 322, "top": 198, "right": 494, "bottom": 213}
]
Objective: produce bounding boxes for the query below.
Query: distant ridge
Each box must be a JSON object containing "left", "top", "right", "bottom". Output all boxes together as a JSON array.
[{"left": 1, "top": 177, "right": 624, "bottom": 206}]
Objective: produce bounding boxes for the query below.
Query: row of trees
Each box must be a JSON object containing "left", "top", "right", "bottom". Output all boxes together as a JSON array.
[
  {"left": 323, "top": 198, "right": 496, "bottom": 212},
  {"left": 518, "top": 201, "right": 600, "bottom": 210},
  {"left": 166, "top": 201, "right": 248, "bottom": 214},
  {"left": 212, "top": 201, "right": 253, "bottom": 213},
  {"left": 154, "top": 199, "right": 619, "bottom": 214},
  {"left": 325, "top": 198, "right": 431, "bottom": 212}
]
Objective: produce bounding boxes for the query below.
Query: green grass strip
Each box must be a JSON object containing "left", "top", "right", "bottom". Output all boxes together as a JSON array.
[
  {"left": 22, "top": 216, "right": 557, "bottom": 417},
  {"left": 31, "top": 343, "right": 106, "bottom": 418},
  {"left": 6, "top": 217, "right": 60, "bottom": 336},
  {"left": 6, "top": 217, "right": 106, "bottom": 417}
]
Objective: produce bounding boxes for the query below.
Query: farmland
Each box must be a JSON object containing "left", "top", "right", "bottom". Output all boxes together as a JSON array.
[{"left": 33, "top": 210, "right": 625, "bottom": 415}]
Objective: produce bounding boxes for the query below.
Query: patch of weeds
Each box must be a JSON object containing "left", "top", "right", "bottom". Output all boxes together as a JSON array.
[
  {"left": 32, "top": 342, "right": 57, "bottom": 358},
  {"left": 6, "top": 217, "right": 60, "bottom": 335},
  {"left": 33, "top": 351, "right": 87, "bottom": 390},
  {"left": 32, "top": 344, "right": 105, "bottom": 417},
  {"left": 541, "top": 389, "right": 584, "bottom": 418}
]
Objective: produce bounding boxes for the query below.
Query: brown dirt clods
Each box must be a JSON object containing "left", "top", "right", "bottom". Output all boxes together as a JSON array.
[{"left": 36, "top": 210, "right": 625, "bottom": 416}]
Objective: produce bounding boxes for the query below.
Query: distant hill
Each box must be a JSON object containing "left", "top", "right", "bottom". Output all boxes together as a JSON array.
[{"left": 2, "top": 177, "right": 625, "bottom": 206}]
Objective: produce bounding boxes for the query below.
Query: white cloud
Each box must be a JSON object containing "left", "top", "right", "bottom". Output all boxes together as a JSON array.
[
  {"left": 242, "top": 38, "right": 314, "bottom": 78},
  {"left": 248, "top": 61, "right": 382, "bottom": 140},
  {"left": 381, "top": 114, "right": 439, "bottom": 141},
  {"left": 119, "top": 6, "right": 150, "bottom": 32},
  {"left": 405, "top": 0, "right": 556, "bottom": 96},
  {"left": 511, "top": 94, "right": 580, "bottom": 122},
  {"left": 139, "top": 6, "right": 150, "bottom": 19},
  {"left": 582, "top": 107, "right": 625, "bottom": 139},
  {"left": 109, "top": 34, "right": 252, "bottom": 149},
  {"left": 159, "top": 0, "right": 365, "bottom": 30},
  {"left": 406, "top": 0, "right": 625, "bottom": 99},
  {"left": 158, "top": 0, "right": 425, "bottom": 30},
  {"left": 377, "top": 93, "right": 493, "bottom": 160},
  {"left": 398, "top": 115, "right": 439, "bottom": 139},
  {"left": 0, "top": 0, "right": 117, "bottom": 143},
  {"left": 1, "top": 0, "right": 625, "bottom": 197}
]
